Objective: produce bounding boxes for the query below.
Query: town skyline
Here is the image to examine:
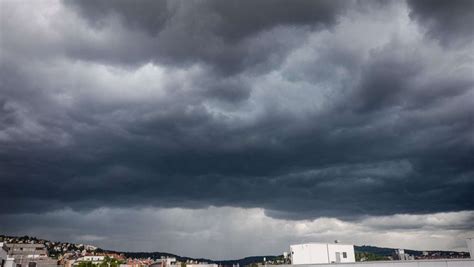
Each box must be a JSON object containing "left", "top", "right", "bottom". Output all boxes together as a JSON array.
[{"left": 1, "top": 234, "right": 471, "bottom": 262}]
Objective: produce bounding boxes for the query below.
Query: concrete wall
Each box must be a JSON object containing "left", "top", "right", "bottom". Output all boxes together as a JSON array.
[
  {"left": 290, "top": 244, "right": 355, "bottom": 264},
  {"left": 327, "top": 244, "right": 355, "bottom": 263},
  {"left": 0, "top": 244, "right": 15, "bottom": 267},
  {"left": 278, "top": 259, "right": 474, "bottom": 267},
  {"left": 291, "top": 244, "right": 329, "bottom": 264},
  {"left": 467, "top": 238, "right": 473, "bottom": 259},
  {"left": 12, "top": 258, "right": 60, "bottom": 267},
  {"left": 186, "top": 264, "right": 218, "bottom": 267}
]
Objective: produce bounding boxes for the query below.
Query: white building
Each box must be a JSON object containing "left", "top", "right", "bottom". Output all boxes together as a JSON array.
[
  {"left": 79, "top": 255, "right": 105, "bottom": 262},
  {"left": 74, "top": 255, "right": 105, "bottom": 265},
  {"left": 0, "top": 243, "right": 16, "bottom": 267},
  {"left": 0, "top": 243, "right": 57, "bottom": 267},
  {"left": 185, "top": 264, "right": 218, "bottom": 267},
  {"left": 290, "top": 243, "right": 355, "bottom": 264},
  {"left": 467, "top": 238, "right": 474, "bottom": 259},
  {"left": 394, "top": 249, "right": 414, "bottom": 261},
  {"left": 150, "top": 257, "right": 178, "bottom": 267},
  {"left": 280, "top": 259, "right": 474, "bottom": 267}
]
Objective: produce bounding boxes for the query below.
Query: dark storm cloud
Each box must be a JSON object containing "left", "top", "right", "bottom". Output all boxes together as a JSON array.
[
  {"left": 0, "top": 0, "right": 473, "bottom": 222},
  {"left": 63, "top": 0, "right": 352, "bottom": 74},
  {"left": 68, "top": 0, "right": 347, "bottom": 40},
  {"left": 351, "top": 41, "right": 473, "bottom": 113},
  {"left": 407, "top": 0, "right": 474, "bottom": 45}
]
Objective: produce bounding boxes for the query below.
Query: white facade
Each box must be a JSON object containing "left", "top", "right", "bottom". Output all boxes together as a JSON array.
[
  {"left": 0, "top": 243, "right": 57, "bottom": 267},
  {"left": 80, "top": 256, "right": 105, "bottom": 262},
  {"left": 162, "top": 258, "right": 176, "bottom": 266},
  {"left": 152, "top": 257, "right": 177, "bottom": 267},
  {"left": 74, "top": 255, "right": 105, "bottom": 265},
  {"left": 0, "top": 243, "right": 15, "bottom": 267},
  {"left": 186, "top": 264, "right": 218, "bottom": 267},
  {"left": 467, "top": 238, "right": 474, "bottom": 259},
  {"left": 290, "top": 243, "right": 355, "bottom": 264}
]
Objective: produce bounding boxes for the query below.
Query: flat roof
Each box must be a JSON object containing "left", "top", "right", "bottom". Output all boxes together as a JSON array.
[
  {"left": 290, "top": 242, "right": 354, "bottom": 246},
  {"left": 5, "top": 243, "right": 46, "bottom": 248},
  {"left": 274, "top": 258, "right": 474, "bottom": 266}
]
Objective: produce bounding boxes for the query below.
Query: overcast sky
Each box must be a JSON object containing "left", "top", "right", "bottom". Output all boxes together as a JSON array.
[{"left": 0, "top": 0, "right": 473, "bottom": 260}]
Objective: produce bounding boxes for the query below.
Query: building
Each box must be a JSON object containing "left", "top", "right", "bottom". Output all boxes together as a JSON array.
[
  {"left": 76, "top": 255, "right": 104, "bottom": 264},
  {"left": 0, "top": 243, "right": 16, "bottom": 267},
  {"left": 290, "top": 242, "right": 355, "bottom": 264},
  {"left": 149, "top": 257, "right": 176, "bottom": 267},
  {"left": 68, "top": 255, "right": 105, "bottom": 267},
  {"left": 185, "top": 264, "right": 218, "bottom": 267},
  {"left": 279, "top": 259, "right": 474, "bottom": 267},
  {"left": 119, "top": 259, "right": 152, "bottom": 267},
  {"left": 0, "top": 243, "right": 58, "bottom": 267},
  {"left": 394, "top": 249, "right": 414, "bottom": 261},
  {"left": 4, "top": 243, "right": 48, "bottom": 259},
  {"left": 467, "top": 238, "right": 474, "bottom": 259}
]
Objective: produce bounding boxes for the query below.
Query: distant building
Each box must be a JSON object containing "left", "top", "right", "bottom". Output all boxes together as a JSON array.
[
  {"left": 150, "top": 257, "right": 177, "bottom": 267},
  {"left": 67, "top": 255, "right": 102, "bottom": 267},
  {"left": 119, "top": 259, "right": 152, "bottom": 267},
  {"left": 77, "top": 255, "right": 105, "bottom": 263},
  {"left": 394, "top": 249, "right": 414, "bottom": 261},
  {"left": 290, "top": 242, "right": 355, "bottom": 264}
]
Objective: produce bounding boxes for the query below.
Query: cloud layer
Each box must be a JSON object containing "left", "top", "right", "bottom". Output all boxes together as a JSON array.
[
  {"left": 1, "top": 207, "right": 473, "bottom": 259},
  {"left": 0, "top": 0, "right": 473, "bottom": 257}
]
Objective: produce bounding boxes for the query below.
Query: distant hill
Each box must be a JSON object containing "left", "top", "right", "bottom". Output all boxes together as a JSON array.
[
  {"left": 111, "top": 251, "right": 281, "bottom": 266},
  {"left": 355, "top": 245, "right": 469, "bottom": 259}
]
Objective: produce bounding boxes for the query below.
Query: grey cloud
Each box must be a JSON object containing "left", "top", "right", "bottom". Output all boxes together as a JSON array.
[
  {"left": 62, "top": 0, "right": 353, "bottom": 74},
  {"left": 67, "top": 0, "right": 349, "bottom": 41},
  {"left": 351, "top": 45, "right": 423, "bottom": 113},
  {"left": 1, "top": 208, "right": 473, "bottom": 259},
  {"left": 407, "top": 0, "right": 474, "bottom": 45},
  {"left": 360, "top": 211, "right": 474, "bottom": 231},
  {"left": 0, "top": 0, "right": 473, "bottom": 223}
]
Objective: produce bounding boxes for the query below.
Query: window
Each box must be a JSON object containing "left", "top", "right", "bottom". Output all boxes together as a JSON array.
[{"left": 343, "top": 252, "right": 347, "bottom": 258}]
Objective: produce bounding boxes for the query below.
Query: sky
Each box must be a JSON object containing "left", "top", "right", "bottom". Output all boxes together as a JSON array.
[{"left": 0, "top": 0, "right": 473, "bottom": 260}]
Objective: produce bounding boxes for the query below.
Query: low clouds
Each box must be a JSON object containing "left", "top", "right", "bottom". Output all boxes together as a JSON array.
[
  {"left": 0, "top": 0, "right": 473, "bottom": 257},
  {"left": 1, "top": 207, "right": 473, "bottom": 259}
]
